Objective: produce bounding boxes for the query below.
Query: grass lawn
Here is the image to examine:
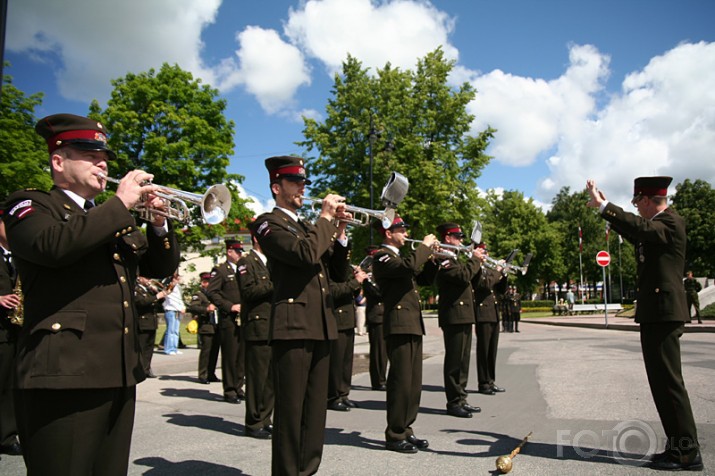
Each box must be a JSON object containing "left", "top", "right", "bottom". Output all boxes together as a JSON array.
[{"left": 154, "top": 314, "right": 199, "bottom": 348}]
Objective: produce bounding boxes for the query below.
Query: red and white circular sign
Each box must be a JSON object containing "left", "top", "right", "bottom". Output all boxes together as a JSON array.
[{"left": 596, "top": 250, "right": 611, "bottom": 267}]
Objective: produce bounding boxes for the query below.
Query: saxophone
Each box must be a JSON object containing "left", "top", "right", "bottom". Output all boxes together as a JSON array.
[{"left": 8, "top": 277, "right": 23, "bottom": 326}]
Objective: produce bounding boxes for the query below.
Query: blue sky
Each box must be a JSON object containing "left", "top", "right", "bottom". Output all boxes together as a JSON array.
[{"left": 5, "top": 0, "right": 715, "bottom": 214}]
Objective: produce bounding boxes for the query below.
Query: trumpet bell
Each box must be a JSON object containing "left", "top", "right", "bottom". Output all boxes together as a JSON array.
[
  {"left": 201, "top": 184, "right": 232, "bottom": 225},
  {"left": 381, "top": 172, "right": 409, "bottom": 209}
]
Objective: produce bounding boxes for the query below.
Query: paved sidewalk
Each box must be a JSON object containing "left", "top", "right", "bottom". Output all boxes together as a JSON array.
[
  {"left": 1, "top": 316, "right": 712, "bottom": 475},
  {"left": 525, "top": 313, "right": 715, "bottom": 333}
]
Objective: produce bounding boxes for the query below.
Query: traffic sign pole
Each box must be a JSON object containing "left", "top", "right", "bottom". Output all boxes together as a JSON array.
[{"left": 596, "top": 251, "right": 611, "bottom": 327}]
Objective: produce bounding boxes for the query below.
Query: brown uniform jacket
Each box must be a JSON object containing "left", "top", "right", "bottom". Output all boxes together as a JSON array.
[
  {"left": 207, "top": 261, "right": 241, "bottom": 330},
  {"left": 435, "top": 254, "right": 482, "bottom": 327},
  {"left": 253, "top": 209, "right": 339, "bottom": 341},
  {"left": 473, "top": 267, "right": 508, "bottom": 323},
  {"left": 237, "top": 250, "right": 273, "bottom": 341},
  {"left": 134, "top": 282, "right": 163, "bottom": 331},
  {"left": 3, "top": 187, "right": 180, "bottom": 389},
  {"left": 187, "top": 289, "right": 218, "bottom": 334},
  {"left": 363, "top": 279, "right": 384, "bottom": 325},
  {"left": 372, "top": 244, "right": 438, "bottom": 336},
  {"left": 602, "top": 202, "right": 688, "bottom": 323},
  {"left": 0, "top": 250, "right": 19, "bottom": 343}
]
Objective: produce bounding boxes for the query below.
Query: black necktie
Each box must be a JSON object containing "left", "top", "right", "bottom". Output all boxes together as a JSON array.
[{"left": 84, "top": 200, "right": 95, "bottom": 211}]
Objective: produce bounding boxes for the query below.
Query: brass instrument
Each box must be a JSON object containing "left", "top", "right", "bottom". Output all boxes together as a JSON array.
[
  {"left": 8, "top": 277, "right": 23, "bottom": 326},
  {"left": 302, "top": 171, "right": 409, "bottom": 228},
  {"left": 483, "top": 252, "right": 533, "bottom": 276},
  {"left": 496, "top": 431, "right": 532, "bottom": 474},
  {"left": 97, "top": 173, "right": 232, "bottom": 225}
]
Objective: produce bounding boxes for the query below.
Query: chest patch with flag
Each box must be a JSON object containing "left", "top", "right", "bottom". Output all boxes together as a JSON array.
[{"left": 8, "top": 200, "right": 34, "bottom": 219}]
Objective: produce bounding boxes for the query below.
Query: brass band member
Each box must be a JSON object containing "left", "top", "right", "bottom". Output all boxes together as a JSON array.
[
  {"left": 0, "top": 217, "right": 22, "bottom": 456},
  {"left": 253, "top": 156, "right": 349, "bottom": 475},
  {"left": 362, "top": 245, "right": 387, "bottom": 391},
  {"left": 327, "top": 241, "right": 368, "bottom": 412},
  {"left": 2, "top": 113, "right": 180, "bottom": 475},
  {"left": 434, "top": 222, "right": 484, "bottom": 418},
  {"left": 187, "top": 272, "right": 221, "bottom": 384},
  {"left": 472, "top": 242, "right": 508, "bottom": 395},
  {"left": 372, "top": 215, "right": 438, "bottom": 454},
  {"left": 207, "top": 239, "right": 246, "bottom": 403},
  {"left": 237, "top": 230, "right": 274, "bottom": 439},
  {"left": 135, "top": 276, "right": 168, "bottom": 378},
  {"left": 587, "top": 177, "right": 702, "bottom": 471}
]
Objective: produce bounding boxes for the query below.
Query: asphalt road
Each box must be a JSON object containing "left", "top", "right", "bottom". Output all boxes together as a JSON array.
[{"left": 2, "top": 317, "right": 713, "bottom": 475}]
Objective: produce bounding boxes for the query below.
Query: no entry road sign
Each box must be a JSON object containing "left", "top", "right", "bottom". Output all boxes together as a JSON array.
[{"left": 596, "top": 250, "right": 611, "bottom": 267}]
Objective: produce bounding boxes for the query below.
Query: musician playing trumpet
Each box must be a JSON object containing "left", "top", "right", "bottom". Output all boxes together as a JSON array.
[
  {"left": 2, "top": 113, "right": 180, "bottom": 475},
  {"left": 371, "top": 214, "right": 439, "bottom": 454},
  {"left": 434, "top": 223, "right": 486, "bottom": 418}
]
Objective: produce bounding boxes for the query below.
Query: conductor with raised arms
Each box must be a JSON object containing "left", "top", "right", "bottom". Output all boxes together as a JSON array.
[{"left": 586, "top": 176, "right": 702, "bottom": 471}]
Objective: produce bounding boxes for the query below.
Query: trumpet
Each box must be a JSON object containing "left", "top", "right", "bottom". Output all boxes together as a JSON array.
[
  {"left": 97, "top": 173, "right": 232, "bottom": 225},
  {"left": 302, "top": 171, "right": 409, "bottom": 229},
  {"left": 482, "top": 252, "right": 532, "bottom": 276},
  {"left": 301, "top": 197, "right": 396, "bottom": 228}
]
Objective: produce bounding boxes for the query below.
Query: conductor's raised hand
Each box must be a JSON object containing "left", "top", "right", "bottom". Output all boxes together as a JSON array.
[{"left": 586, "top": 179, "right": 606, "bottom": 208}]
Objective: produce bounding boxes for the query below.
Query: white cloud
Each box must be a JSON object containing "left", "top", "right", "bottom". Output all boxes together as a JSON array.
[
  {"left": 234, "top": 182, "right": 272, "bottom": 217},
  {"left": 6, "top": 0, "right": 222, "bottom": 103},
  {"left": 284, "top": 0, "right": 458, "bottom": 75},
  {"left": 465, "top": 42, "right": 715, "bottom": 207},
  {"left": 216, "top": 26, "right": 311, "bottom": 114}
]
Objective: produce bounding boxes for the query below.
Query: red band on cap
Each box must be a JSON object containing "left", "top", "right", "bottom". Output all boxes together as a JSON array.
[
  {"left": 444, "top": 227, "right": 461, "bottom": 235},
  {"left": 48, "top": 130, "right": 108, "bottom": 153},
  {"left": 634, "top": 186, "right": 667, "bottom": 196},
  {"left": 270, "top": 165, "right": 306, "bottom": 180}
]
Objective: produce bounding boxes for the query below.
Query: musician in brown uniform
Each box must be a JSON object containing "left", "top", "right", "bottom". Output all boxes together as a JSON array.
[
  {"left": 135, "top": 275, "right": 168, "bottom": 378},
  {"left": 237, "top": 231, "right": 274, "bottom": 439},
  {"left": 372, "top": 215, "right": 438, "bottom": 453},
  {"left": 2, "top": 113, "right": 180, "bottom": 475},
  {"left": 188, "top": 272, "right": 221, "bottom": 384},
  {"left": 207, "top": 239, "right": 246, "bottom": 403},
  {"left": 0, "top": 218, "right": 22, "bottom": 457},
  {"left": 587, "top": 176, "right": 702, "bottom": 471},
  {"left": 253, "top": 156, "right": 348, "bottom": 475},
  {"left": 327, "top": 243, "right": 368, "bottom": 412},
  {"left": 362, "top": 245, "right": 387, "bottom": 391},
  {"left": 472, "top": 243, "right": 508, "bottom": 395},
  {"left": 434, "top": 223, "right": 484, "bottom": 418}
]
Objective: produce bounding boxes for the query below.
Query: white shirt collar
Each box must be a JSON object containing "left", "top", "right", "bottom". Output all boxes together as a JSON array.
[{"left": 61, "top": 189, "right": 92, "bottom": 209}]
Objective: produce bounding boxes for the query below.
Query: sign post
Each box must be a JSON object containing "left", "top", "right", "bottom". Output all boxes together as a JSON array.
[{"left": 596, "top": 251, "right": 611, "bottom": 327}]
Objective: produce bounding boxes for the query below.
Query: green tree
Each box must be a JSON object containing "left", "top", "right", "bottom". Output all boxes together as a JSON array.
[
  {"left": 88, "top": 63, "right": 252, "bottom": 252},
  {"left": 299, "top": 49, "right": 494, "bottom": 253},
  {"left": 0, "top": 67, "right": 50, "bottom": 198},
  {"left": 672, "top": 179, "right": 715, "bottom": 276},
  {"left": 480, "top": 190, "right": 563, "bottom": 296}
]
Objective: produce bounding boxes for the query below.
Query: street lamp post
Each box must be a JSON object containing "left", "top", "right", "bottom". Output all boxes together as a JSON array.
[{"left": 368, "top": 119, "right": 377, "bottom": 244}]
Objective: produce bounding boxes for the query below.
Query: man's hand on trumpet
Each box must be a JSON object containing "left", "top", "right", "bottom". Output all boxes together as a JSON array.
[
  {"left": 472, "top": 246, "right": 487, "bottom": 262},
  {"left": 318, "top": 193, "right": 346, "bottom": 223}
]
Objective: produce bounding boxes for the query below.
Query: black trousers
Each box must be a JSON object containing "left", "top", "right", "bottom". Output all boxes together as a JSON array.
[
  {"left": 368, "top": 322, "right": 387, "bottom": 389},
  {"left": 16, "top": 387, "right": 136, "bottom": 476},
  {"left": 476, "top": 322, "right": 499, "bottom": 389},
  {"left": 0, "top": 339, "right": 17, "bottom": 446},
  {"left": 220, "top": 322, "right": 245, "bottom": 398},
  {"left": 198, "top": 330, "right": 221, "bottom": 380},
  {"left": 245, "top": 339, "right": 274, "bottom": 431},
  {"left": 136, "top": 329, "right": 156, "bottom": 374},
  {"left": 385, "top": 334, "right": 422, "bottom": 442},
  {"left": 328, "top": 329, "right": 355, "bottom": 403},
  {"left": 640, "top": 322, "right": 699, "bottom": 454},
  {"left": 442, "top": 324, "right": 472, "bottom": 408},
  {"left": 271, "top": 339, "right": 330, "bottom": 476}
]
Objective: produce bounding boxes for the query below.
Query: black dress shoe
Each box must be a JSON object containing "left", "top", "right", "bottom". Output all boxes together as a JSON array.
[
  {"left": 328, "top": 401, "right": 351, "bottom": 412},
  {"left": 245, "top": 427, "right": 272, "bottom": 440},
  {"left": 447, "top": 406, "right": 472, "bottom": 418},
  {"left": 462, "top": 403, "right": 481, "bottom": 413},
  {"left": 224, "top": 396, "right": 240, "bottom": 404},
  {"left": 0, "top": 440, "right": 22, "bottom": 456},
  {"left": 208, "top": 375, "right": 221, "bottom": 382},
  {"left": 491, "top": 385, "right": 506, "bottom": 393},
  {"left": 236, "top": 391, "right": 246, "bottom": 401},
  {"left": 198, "top": 378, "right": 210, "bottom": 384},
  {"left": 342, "top": 398, "right": 359, "bottom": 408},
  {"left": 406, "top": 435, "right": 429, "bottom": 450},
  {"left": 264, "top": 424, "right": 273, "bottom": 434},
  {"left": 372, "top": 384, "right": 387, "bottom": 391},
  {"left": 649, "top": 449, "right": 703, "bottom": 471},
  {"left": 146, "top": 370, "right": 157, "bottom": 378},
  {"left": 386, "top": 440, "right": 417, "bottom": 454},
  {"left": 478, "top": 387, "right": 496, "bottom": 395}
]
